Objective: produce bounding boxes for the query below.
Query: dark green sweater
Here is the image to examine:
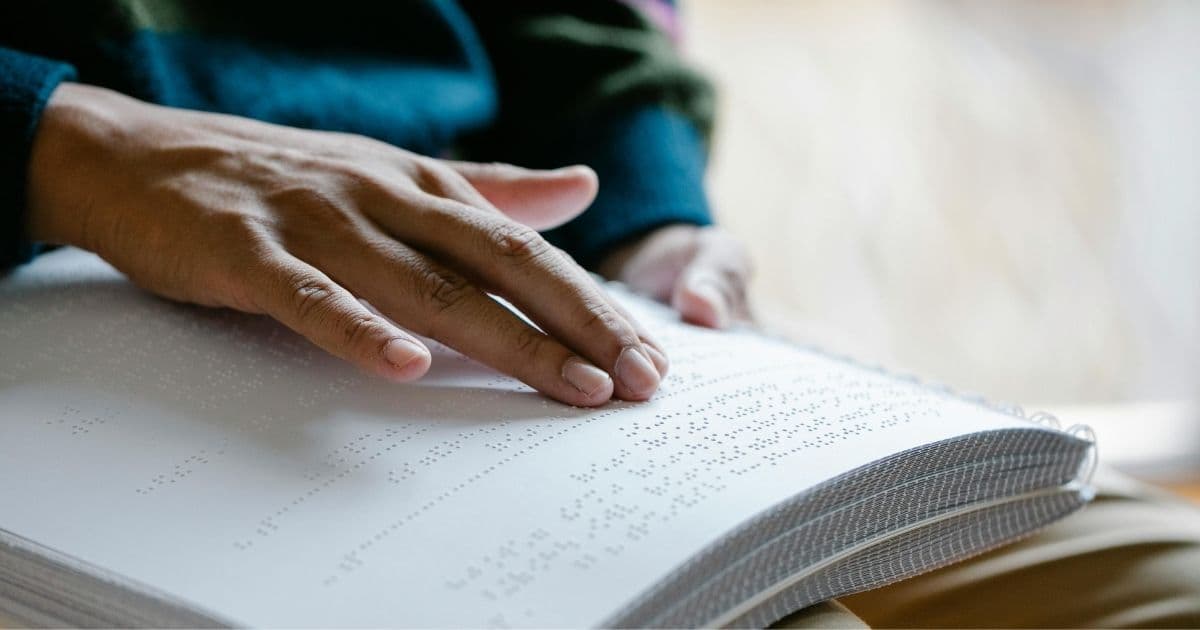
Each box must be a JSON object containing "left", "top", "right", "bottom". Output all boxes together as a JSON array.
[{"left": 0, "top": 0, "right": 715, "bottom": 270}]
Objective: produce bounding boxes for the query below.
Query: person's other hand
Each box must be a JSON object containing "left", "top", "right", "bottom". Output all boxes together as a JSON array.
[
  {"left": 598, "top": 225, "right": 753, "bottom": 329},
  {"left": 26, "top": 83, "right": 669, "bottom": 406}
]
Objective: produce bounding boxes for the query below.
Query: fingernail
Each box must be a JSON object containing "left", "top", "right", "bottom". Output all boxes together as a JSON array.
[
  {"left": 615, "top": 346, "right": 660, "bottom": 397},
  {"left": 561, "top": 356, "right": 612, "bottom": 398},
  {"left": 643, "top": 343, "right": 670, "bottom": 378},
  {"left": 384, "top": 338, "right": 427, "bottom": 370},
  {"left": 553, "top": 165, "right": 593, "bottom": 177}
]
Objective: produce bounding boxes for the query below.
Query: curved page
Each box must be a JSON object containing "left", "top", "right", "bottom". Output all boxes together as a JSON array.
[{"left": 0, "top": 249, "right": 1053, "bottom": 627}]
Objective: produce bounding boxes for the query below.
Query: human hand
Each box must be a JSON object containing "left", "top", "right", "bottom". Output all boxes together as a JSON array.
[
  {"left": 25, "top": 83, "right": 668, "bottom": 406},
  {"left": 598, "top": 225, "right": 753, "bottom": 329}
]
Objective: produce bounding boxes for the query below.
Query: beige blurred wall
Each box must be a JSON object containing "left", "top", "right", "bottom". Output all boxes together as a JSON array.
[{"left": 681, "top": 0, "right": 1200, "bottom": 406}]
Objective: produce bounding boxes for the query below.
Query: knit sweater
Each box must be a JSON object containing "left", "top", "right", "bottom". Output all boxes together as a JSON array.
[{"left": 0, "top": 0, "right": 715, "bottom": 271}]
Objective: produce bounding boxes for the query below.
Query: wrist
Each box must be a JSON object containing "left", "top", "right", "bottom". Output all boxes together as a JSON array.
[{"left": 25, "top": 82, "right": 141, "bottom": 250}]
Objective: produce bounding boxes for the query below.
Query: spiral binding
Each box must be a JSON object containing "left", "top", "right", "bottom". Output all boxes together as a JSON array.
[{"left": 1066, "top": 423, "right": 1100, "bottom": 487}]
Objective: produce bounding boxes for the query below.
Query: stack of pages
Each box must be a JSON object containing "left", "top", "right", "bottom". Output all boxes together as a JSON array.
[{"left": 0, "top": 248, "right": 1094, "bottom": 627}]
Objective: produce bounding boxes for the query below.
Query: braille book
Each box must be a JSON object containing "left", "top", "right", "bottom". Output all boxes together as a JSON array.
[{"left": 0, "top": 248, "right": 1095, "bottom": 628}]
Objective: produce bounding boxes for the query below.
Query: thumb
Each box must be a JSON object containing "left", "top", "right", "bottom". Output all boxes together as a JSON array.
[
  {"left": 670, "top": 230, "right": 754, "bottom": 330},
  {"left": 444, "top": 161, "right": 598, "bottom": 230},
  {"left": 673, "top": 267, "right": 733, "bottom": 330}
]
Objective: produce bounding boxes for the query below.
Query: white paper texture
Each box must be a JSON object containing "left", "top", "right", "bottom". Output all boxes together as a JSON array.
[{"left": 0, "top": 249, "right": 1028, "bottom": 627}]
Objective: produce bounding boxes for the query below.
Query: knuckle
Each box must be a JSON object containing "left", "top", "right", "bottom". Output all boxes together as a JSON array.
[
  {"left": 512, "top": 325, "right": 543, "bottom": 357},
  {"left": 337, "top": 313, "right": 380, "bottom": 350},
  {"left": 210, "top": 210, "right": 275, "bottom": 245},
  {"left": 332, "top": 161, "right": 384, "bottom": 192},
  {"left": 411, "top": 159, "right": 464, "bottom": 195},
  {"left": 207, "top": 215, "right": 278, "bottom": 292},
  {"left": 270, "top": 185, "right": 360, "bottom": 236},
  {"left": 487, "top": 222, "right": 550, "bottom": 264},
  {"left": 578, "top": 298, "right": 629, "bottom": 339},
  {"left": 285, "top": 273, "right": 337, "bottom": 322},
  {"left": 414, "top": 265, "right": 473, "bottom": 315}
]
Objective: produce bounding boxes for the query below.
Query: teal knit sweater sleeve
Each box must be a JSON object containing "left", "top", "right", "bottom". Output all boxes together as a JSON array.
[
  {"left": 0, "top": 46, "right": 76, "bottom": 269},
  {"left": 458, "top": 1, "right": 718, "bottom": 270},
  {"left": 0, "top": 1, "right": 717, "bottom": 273}
]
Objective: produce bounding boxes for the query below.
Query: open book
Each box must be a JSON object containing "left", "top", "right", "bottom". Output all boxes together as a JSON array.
[{"left": 0, "top": 248, "right": 1095, "bottom": 628}]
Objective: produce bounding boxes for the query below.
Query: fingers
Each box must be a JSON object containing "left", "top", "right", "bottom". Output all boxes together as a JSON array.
[
  {"left": 246, "top": 251, "right": 432, "bottom": 382},
  {"left": 361, "top": 181, "right": 664, "bottom": 401},
  {"left": 671, "top": 229, "right": 754, "bottom": 329},
  {"left": 673, "top": 277, "right": 730, "bottom": 329},
  {"left": 442, "top": 212, "right": 660, "bottom": 400},
  {"left": 292, "top": 231, "right": 619, "bottom": 407},
  {"left": 441, "top": 161, "right": 598, "bottom": 230},
  {"left": 598, "top": 224, "right": 695, "bottom": 300},
  {"left": 599, "top": 282, "right": 671, "bottom": 377}
]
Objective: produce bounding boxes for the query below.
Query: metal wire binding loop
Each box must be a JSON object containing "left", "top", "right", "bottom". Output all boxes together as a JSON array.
[
  {"left": 1066, "top": 424, "right": 1099, "bottom": 484},
  {"left": 996, "top": 403, "right": 1025, "bottom": 418},
  {"left": 1025, "top": 411, "right": 1062, "bottom": 430},
  {"left": 1066, "top": 423, "right": 1096, "bottom": 444}
]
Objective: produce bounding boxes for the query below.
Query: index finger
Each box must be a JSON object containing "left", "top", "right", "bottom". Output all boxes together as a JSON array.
[{"left": 361, "top": 183, "right": 664, "bottom": 401}]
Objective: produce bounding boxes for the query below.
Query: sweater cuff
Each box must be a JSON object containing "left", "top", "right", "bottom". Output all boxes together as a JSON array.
[
  {"left": 532, "top": 105, "right": 714, "bottom": 270},
  {"left": 0, "top": 47, "right": 77, "bottom": 269}
]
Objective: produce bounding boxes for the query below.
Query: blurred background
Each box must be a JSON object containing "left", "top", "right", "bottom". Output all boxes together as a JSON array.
[{"left": 679, "top": 0, "right": 1199, "bottom": 492}]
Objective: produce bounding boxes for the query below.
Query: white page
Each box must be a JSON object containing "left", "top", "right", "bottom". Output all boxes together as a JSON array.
[{"left": 0, "top": 249, "right": 1032, "bottom": 627}]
